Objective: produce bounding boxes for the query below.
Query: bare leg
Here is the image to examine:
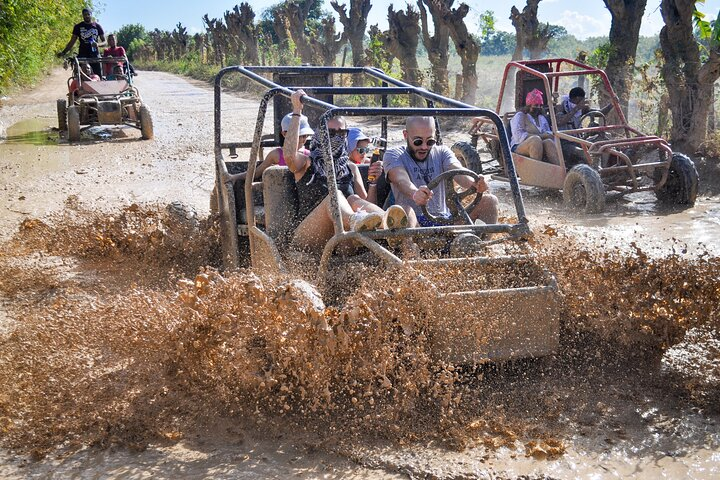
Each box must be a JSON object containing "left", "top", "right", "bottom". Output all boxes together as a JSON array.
[
  {"left": 542, "top": 139, "right": 560, "bottom": 165},
  {"left": 291, "top": 192, "right": 354, "bottom": 252},
  {"left": 514, "top": 135, "right": 543, "bottom": 161},
  {"left": 347, "top": 195, "right": 384, "bottom": 215},
  {"left": 469, "top": 193, "right": 499, "bottom": 224}
]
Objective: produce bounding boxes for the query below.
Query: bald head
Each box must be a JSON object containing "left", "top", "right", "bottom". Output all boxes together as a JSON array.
[
  {"left": 404, "top": 116, "right": 437, "bottom": 161},
  {"left": 405, "top": 116, "right": 435, "bottom": 132}
]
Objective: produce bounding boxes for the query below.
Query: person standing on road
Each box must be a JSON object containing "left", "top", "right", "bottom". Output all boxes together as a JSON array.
[{"left": 57, "top": 8, "right": 105, "bottom": 77}]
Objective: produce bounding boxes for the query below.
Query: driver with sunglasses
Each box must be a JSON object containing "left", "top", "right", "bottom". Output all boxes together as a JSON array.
[{"left": 384, "top": 116, "right": 498, "bottom": 227}]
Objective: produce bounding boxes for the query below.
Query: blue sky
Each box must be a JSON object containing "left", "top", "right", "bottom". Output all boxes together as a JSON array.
[{"left": 95, "top": 0, "right": 720, "bottom": 40}]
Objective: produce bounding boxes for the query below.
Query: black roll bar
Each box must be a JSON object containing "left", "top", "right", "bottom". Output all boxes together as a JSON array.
[{"left": 213, "top": 65, "right": 528, "bottom": 227}]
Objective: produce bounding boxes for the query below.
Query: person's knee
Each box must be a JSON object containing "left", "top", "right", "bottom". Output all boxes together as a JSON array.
[{"left": 523, "top": 136, "right": 542, "bottom": 159}]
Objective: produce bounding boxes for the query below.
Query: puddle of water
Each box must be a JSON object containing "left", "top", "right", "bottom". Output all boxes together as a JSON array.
[
  {"left": 87, "top": 126, "right": 113, "bottom": 140},
  {"left": 4, "top": 119, "right": 58, "bottom": 146}
]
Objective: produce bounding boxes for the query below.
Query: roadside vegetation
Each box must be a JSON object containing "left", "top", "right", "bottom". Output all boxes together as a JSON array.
[{"left": 0, "top": 0, "right": 89, "bottom": 94}]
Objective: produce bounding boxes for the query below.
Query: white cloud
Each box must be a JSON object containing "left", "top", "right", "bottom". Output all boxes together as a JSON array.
[{"left": 551, "top": 10, "right": 611, "bottom": 39}]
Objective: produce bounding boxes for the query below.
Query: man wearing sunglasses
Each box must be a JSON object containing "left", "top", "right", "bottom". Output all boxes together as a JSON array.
[{"left": 384, "top": 116, "right": 498, "bottom": 227}]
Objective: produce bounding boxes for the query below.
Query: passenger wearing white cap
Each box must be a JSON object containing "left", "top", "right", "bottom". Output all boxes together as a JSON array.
[
  {"left": 231, "top": 112, "right": 314, "bottom": 183},
  {"left": 284, "top": 90, "right": 409, "bottom": 253},
  {"left": 346, "top": 127, "right": 383, "bottom": 206}
]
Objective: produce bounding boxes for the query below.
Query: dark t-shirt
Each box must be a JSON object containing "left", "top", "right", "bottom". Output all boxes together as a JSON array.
[{"left": 72, "top": 21, "right": 104, "bottom": 57}]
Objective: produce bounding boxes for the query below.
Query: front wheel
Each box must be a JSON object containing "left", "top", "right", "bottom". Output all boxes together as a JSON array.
[
  {"left": 67, "top": 105, "right": 80, "bottom": 142},
  {"left": 139, "top": 105, "right": 154, "bottom": 140},
  {"left": 57, "top": 99, "right": 67, "bottom": 131},
  {"left": 451, "top": 142, "right": 483, "bottom": 174},
  {"left": 655, "top": 153, "right": 698, "bottom": 206},
  {"left": 563, "top": 164, "right": 605, "bottom": 213}
]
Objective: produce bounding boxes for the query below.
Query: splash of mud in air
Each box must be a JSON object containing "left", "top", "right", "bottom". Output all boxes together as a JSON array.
[{"left": 0, "top": 203, "right": 718, "bottom": 459}]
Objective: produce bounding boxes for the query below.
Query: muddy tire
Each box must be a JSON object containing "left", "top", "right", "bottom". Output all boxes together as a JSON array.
[
  {"left": 655, "top": 153, "right": 698, "bottom": 206},
  {"left": 139, "top": 105, "right": 154, "bottom": 140},
  {"left": 67, "top": 105, "right": 80, "bottom": 142},
  {"left": 563, "top": 164, "right": 605, "bottom": 213},
  {"left": 451, "top": 141, "right": 483, "bottom": 174},
  {"left": 57, "top": 99, "right": 67, "bottom": 131}
]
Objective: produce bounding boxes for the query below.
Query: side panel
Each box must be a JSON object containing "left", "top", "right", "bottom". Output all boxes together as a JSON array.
[
  {"left": 429, "top": 286, "right": 560, "bottom": 363},
  {"left": 513, "top": 153, "right": 566, "bottom": 189}
]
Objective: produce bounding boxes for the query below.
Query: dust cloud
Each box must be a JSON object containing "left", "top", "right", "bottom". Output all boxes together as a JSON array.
[{"left": 0, "top": 202, "right": 718, "bottom": 466}]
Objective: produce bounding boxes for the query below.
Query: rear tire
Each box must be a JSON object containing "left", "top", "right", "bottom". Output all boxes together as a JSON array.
[
  {"left": 139, "top": 105, "right": 154, "bottom": 140},
  {"left": 655, "top": 153, "right": 698, "bottom": 206},
  {"left": 563, "top": 164, "right": 605, "bottom": 213},
  {"left": 57, "top": 99, "right": 67, "bottom": 131},
  {"left": 67, "top": 106, "right": 80, "bottom": 142},
  {"left": 451, "top": 141, "right": 483, "bottom": 174}
]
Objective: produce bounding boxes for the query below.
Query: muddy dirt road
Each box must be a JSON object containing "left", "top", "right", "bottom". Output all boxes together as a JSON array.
[{"left": 0, "top": 69, "right": 719, "bottom": 479}]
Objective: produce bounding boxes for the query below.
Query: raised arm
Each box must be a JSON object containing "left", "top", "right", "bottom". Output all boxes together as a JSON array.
[{"left": 283, "top": 90, "right": 311, "bottom": 175}]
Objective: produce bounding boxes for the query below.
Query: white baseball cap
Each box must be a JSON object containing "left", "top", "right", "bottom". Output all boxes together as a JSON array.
[{"left": 281, "top": 113, "right": 314, "bottom": 136}]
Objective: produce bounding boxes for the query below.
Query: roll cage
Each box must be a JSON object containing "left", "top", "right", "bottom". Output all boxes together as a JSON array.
[{"left": 214, "top": 66, "right": 530, "bottom": 271}]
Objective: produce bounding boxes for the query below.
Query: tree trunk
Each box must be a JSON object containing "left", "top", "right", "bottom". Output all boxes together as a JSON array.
[
  {"left": 330, "top": 0, "right": 371, "bottom": 69},
  {"left": 224, "top": 3, "right": 259, "bottom": 64},
  {"left": 418, "top": 0, "right": 451, "bottom": 96},
  {"left": 510, "top": 0, "right": 552, "bottom": 60},
  {"left": 602, "top": 0, "right": 647, "bottom": 117},
  {"left": 660, "top": 0, "right": 720, "bottom": 154},
  {"left": 446, "top": 2, "right": 479, "bottom": 105},
  {"left": 385, "top": 5, "right": 421, "bottom": 89}
]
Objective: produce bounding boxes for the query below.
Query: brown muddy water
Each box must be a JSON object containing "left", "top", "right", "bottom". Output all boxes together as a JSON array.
[{"left": 0, "top": 69, "right": 718, "bottom": 478}]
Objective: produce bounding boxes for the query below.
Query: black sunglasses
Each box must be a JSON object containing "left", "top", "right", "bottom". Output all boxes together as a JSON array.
[
  {"left": 328, "top": 128, "right": 348, "bottom": 136},
  {"left": 356, "top": 146, "right": 371, "bottom": 154},
  {"left": 412, "top": 138, "right": 437, "bottom": 147}
]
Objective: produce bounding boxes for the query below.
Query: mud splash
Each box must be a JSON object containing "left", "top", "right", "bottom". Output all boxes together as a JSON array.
[{"left": 0, "top": 204, "right": 718, "bottom": 463}]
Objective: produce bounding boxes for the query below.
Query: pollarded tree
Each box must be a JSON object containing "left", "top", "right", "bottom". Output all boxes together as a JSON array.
[
  {"left": 280, "top": 0, "right": 320, "bottom": 64},
  {"left": 510, "top": 0, "right": 553, "bottom": 60},
  {"left": 385, "top": 5, "right": 422, "bottom": 88},
  {"left": 659, "top": 0, "right": 720, "bottom": 154},
  {"left": 365, "top": 24, "right": 394, "bottom": 72},
  {"left": 602, "top": 0, "right": 648, "bottom": 116},
  {"left": 330, "top": 0, "right": 372, "bottom": 68},
  {"left": 203, "top": 14, "right": 228, "bottom": 66},
  {"left": 224, "top": 3, "right": 259, "bottom": 64},
  {"left": 171, "top": 23, "right": 189, "bottom": 58},
  {"left": 417, "top": 0, "right": 451, "bottom": 95},
  {"left": 445, "top": 3, "right": 479, "bottom": 104},
  {"left": 309, "top": 16, "right": 345, "bottom": 65}
]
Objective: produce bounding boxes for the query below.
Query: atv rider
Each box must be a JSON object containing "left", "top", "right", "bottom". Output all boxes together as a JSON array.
[{"left": 57, "top": 8, "right": 105, "bottom": 77}]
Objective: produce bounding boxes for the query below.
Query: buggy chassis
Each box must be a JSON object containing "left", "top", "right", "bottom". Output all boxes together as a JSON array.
[
  {"left": 213, "top": 65, "right": 559, "bottom": 363},
  {"left": 58, "top": 56, "right": 153, "bottom": 141},
  {"left": 462, "top": 58, "right": 698, "bottom": 212}
]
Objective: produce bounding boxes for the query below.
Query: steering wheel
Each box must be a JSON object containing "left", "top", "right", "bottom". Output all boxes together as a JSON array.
[
  {"left": 578, "top": 111, "right": 607, "bottom": 139},
  {"left": 420, "top": 168, "right": 483, "bottom": 225}
]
